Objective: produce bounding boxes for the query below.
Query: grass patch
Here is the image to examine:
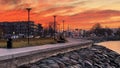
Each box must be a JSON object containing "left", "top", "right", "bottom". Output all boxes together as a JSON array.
[{"left": 0, "top": 38, "right": 57, "bottom": 48}]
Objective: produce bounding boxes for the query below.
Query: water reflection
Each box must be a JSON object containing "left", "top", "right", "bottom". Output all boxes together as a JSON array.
[{"left": 96, "top": 41, "right": 120, "bottom": 54}]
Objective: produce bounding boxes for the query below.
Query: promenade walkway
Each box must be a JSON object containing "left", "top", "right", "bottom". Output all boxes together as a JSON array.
[{"left": 0, "top": 38, "right": 92, "bottom": 61}]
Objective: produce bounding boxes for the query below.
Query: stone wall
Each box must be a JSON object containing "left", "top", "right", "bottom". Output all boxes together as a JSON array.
[
  {"left": 0, "top": 41, "right": 93, "bottom": 68},
  {"left": 19, "top": 45, "right": 120, "bottom": 68}
]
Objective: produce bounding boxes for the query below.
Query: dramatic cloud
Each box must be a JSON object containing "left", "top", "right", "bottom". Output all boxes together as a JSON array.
[
  {"left": 69, "top": 10, "right": 120, "bottom": 22},
  {"left": 0, "top": 0, "right": 120, "bottom": 29},
  {"left": 0, "top": 0, "right": 21, "bottom": 5}
]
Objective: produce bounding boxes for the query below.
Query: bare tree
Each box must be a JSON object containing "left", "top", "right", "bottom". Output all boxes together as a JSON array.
[{"left": 91, "top": 23, "right": 102, "bottom": 30}]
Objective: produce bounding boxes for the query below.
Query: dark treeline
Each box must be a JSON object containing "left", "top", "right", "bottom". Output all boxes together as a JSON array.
[{"left": 86, "top": 23, "right": 120, "bottom": 42}]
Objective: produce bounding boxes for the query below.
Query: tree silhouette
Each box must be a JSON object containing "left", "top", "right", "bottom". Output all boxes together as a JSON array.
[
  {"left": 37, "top": 24, "right": 43, "bottom": 36},
  {"left": 0, "top": 26, "right": 4, "bottom": 38},
  {"left": 48, "top": 22, "right": 54, "bottom": 37},
  {"left": 90, "top": 23, "right": 103, "bottom": 36},
  {"left": 0, "top": 29, "right": 2, "bottom": 38},
  {"left": 90, "top": 23, "right": 114, "bottom": 37},
  {"left": 105, "top": 28, "right": 113, "bottom": 36},
  {"left": 115, "top": 28, "right": 120, "bottom": 36},
  {"left": 91, "top": 23, "right": 102, "bottom": 30}
]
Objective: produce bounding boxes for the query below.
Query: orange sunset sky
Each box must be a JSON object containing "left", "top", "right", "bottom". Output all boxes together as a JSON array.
[{"left": 0, "top": 0, "right": 120, "bottom": 30}]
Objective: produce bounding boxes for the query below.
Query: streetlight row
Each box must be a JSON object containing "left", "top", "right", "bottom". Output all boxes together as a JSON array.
[{"left": 25, "top": 8, "right": 65, "bottom": 44}]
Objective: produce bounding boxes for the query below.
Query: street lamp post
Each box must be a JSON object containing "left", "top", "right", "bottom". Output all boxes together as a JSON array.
[
  {"left": 58, "top": 24, "right": 60, "bottom": 33},
  {"left": 53, "top": 15, "right": 56, "bottom": 40},
  {"left": 63, "top": 20, "right": 65, "bottom": 32},
  {"left": 26, "top": 8, "right": 32, "bottom": 45},
  {"left": 62, "top": 20, "right": 65, "bottom": 37}
]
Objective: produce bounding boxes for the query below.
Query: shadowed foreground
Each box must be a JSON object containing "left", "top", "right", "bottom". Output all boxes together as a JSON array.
[{"left": 19, "top": 45, "right": 120, "bottom": 68}]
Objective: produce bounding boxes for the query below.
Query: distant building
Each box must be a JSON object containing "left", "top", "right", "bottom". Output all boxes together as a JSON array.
[
  {"left": 33, "top": 24, "right": 43, "bottom": 36},
  {"left": 0, "top": 21, "right": 35, "bottom": 37}
]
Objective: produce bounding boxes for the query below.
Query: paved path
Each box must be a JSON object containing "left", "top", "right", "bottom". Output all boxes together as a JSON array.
[{"left": 0, "top": 38, "right": 92, "bottom": 60}]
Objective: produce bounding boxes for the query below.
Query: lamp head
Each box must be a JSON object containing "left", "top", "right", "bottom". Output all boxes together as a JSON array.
[{"left": 26, "top": 8, "right": 32, "bottom": 11}]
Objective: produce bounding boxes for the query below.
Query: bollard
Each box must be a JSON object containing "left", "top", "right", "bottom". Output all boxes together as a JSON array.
[{"left": 7, "top": 38, "right": 12, "bottom": 49}]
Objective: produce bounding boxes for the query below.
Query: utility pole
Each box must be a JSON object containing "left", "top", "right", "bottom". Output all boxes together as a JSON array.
[
  {"left": 62, "top": 20, "right": 65, "bottom": 37},
  {"left": 26, "top": 8, "right": 32, "bottom": 45},
  {"left": 58, "top": 24, "right": 60, "bottom": 33},
  {"left": 63, "top": 20, "right": 65, "bottom": 32},
  {"left": 67, "top": 24, "right": 70, "bottom": 37},
  {"left": 53, "top": 15, "right": 56, "bottom": 40}
]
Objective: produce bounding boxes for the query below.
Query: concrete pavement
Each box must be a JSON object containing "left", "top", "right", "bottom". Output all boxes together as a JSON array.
[{"left": 0, "top": 38, "right": 92, "bottom": 61}]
